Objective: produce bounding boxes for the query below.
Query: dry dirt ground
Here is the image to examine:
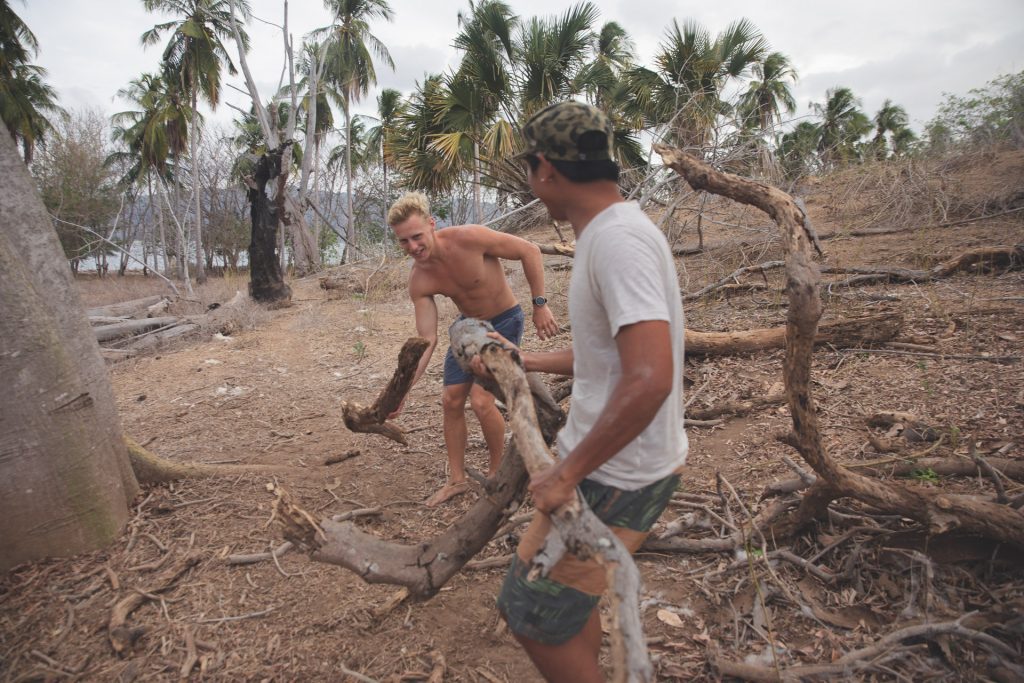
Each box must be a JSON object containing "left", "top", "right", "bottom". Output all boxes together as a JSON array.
[{"left": 2, "top": 155, "right": 1024, "bottom": 681}]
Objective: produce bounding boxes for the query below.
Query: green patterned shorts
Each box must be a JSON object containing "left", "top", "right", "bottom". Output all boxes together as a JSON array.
[{"left": 497, "top": 473, "right": 679, "bottom": 645}]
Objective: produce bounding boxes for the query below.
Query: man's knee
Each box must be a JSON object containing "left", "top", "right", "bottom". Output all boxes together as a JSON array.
[
  {"left": 442, "top": 384, "right": 471, "bottom": 415},
  {"left": 469, "top": 388, "right": 497, "bottom": 417}
]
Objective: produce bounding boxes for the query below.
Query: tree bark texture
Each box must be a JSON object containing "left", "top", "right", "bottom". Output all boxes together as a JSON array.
[
  {"left": 0, "top": 132, "right": 138, "bottom": 571},
  {"left": 655, "top": 143, "right": 1024, "bottom": 549},
  {"left": 247, "top": 146, "right": 292, "bottom": 304}
]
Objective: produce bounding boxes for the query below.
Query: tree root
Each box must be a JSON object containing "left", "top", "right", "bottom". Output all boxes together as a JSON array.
[{"left": 125, "top": 437, "right": 292, "bottom": 485}]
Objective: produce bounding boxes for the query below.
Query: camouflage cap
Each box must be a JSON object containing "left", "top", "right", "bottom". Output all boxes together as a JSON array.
[{"left": 517, "top": 101, "right": 615, "bottom": 162}]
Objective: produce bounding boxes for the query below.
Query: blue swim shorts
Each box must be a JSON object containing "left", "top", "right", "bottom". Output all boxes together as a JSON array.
[{"left": 443, "top": 305, "right": 525, "bottom": 386}]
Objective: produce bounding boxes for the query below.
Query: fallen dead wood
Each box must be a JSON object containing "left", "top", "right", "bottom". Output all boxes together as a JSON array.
[
  {"left": 685, "top": 311, "right": 903, "bottom": 357},
  {"left": 340, "top": 337, "right": 430, "bottom": 446},
  {"left": 711, "top": 613, "right": 1022, "bottom": 682},
  {"left": 656, "top": 143, "right": 1024, "bottom": 550},
  {"left": 93, "top": 316, "right": 180, "bottom": 342},
  {"left": 272, "top": 364, "right": 565, "bottom": 597},
  {"left": 821, "top": 244, "right": 1023, "bottom": 289},
  {"left": 762, "top": 457, "right": 1024, "bottom": 500},
  {"left": 318, "top": 274, "right": 364, "bottom": 294},
  {"left": 108, "top": 552, "right": 201, "bottom": 655},
  {"left": 87, "top": 295, "right": 167, "bottom": 319},
  {"left": 687, "top": 391, "right": 787, "bottom": 421}
]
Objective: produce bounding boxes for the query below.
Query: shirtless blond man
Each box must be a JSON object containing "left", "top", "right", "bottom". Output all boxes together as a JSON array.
[{"left": 387, "top": 192, "right": 558, "bottom": 506}]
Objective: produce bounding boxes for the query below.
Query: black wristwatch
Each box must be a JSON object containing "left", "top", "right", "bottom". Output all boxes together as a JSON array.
[{"left": 532, "top": 295, "right": 548, "bottom": 307}]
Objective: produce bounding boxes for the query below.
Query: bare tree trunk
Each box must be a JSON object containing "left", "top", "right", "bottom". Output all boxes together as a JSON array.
[
  {"left": 473, "top": 139, "right": 482, "bottom": 223},
  {"left": 190, "top": 87, "right": 206, "bottom": 285},
  {"left": 247, "top": 146, "right": 292, "bottom": 304},
  {"left": 0, "top": 132, "right": 138, "bottom": 571},
  {"left": 344, "top": 100, "right": 355, "bottom": 263}
]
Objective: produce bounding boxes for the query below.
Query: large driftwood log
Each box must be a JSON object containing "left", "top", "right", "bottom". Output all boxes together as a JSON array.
[
  {"left": 685, "top": 311, "right": 903, "bottom": 356},
  {"left": 447, "top": 318, "right": 653, "bottom": 683},
  {"left": 340, "top": 337, "right": 430, "bottom": 446},
  {"left": 655, "top": 143, "right": 1024, "bottom": 549}
]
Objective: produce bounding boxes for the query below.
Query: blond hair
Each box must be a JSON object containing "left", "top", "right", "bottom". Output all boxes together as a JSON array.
[{"left": 387, "top": 191, "right": 431, "bottom": 227}]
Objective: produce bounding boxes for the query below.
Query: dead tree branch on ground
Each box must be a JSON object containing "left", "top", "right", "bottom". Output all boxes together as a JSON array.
[
  {"left": 655, "top": 143, "right": 1024, "bottom": 550},
  {"left": 340, "top": 338, "right": 430, "bottom": 446}
]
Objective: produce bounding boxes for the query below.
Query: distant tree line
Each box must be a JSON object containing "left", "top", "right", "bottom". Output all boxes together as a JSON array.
[{"left": 2, "top": 0, "right": 1021, "bottom": 277}]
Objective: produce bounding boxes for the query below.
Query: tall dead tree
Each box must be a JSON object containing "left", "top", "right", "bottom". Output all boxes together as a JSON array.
[{"left": 245, "top": 145, "right": 292, "bottom": 303}]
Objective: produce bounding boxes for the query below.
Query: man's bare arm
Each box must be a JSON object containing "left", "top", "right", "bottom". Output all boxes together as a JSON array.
[
  {"left": 465, "top": 226, "right": 559, "bottom": 340},
  {"left": 410, "top": 292, "right": 439, "bottom": 387},
  {"left": 528, "top": 320, "right": 674, "bottom": 512},
  {"left": 388, "top": 289, "right": 438, "bottom": 419},
  {"left": 522, "top": 348, "right": 574, "bottom": 376}
]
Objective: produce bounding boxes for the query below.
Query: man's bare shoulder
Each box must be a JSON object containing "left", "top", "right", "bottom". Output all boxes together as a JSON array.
[
  {"left": 408, "top": 266, "right": 436, "bottom": 298},
  {"left": 437, "top": 223, "right": 491, "bottom": 246}
]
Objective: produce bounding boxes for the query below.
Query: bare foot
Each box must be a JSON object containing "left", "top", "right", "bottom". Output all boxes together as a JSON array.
[{"left": 425, "top": 480, "right": 471, "bottom": 507}]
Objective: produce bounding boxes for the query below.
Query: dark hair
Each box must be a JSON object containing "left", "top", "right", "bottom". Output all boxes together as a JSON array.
[{"left": 523, "top": 131, "right": 620, "bottom": 183}]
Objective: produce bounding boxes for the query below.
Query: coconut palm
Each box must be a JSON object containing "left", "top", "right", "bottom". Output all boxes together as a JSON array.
[
  {"left": 515, "top": 2, "right": 598, "bottom": 117},
  {"left": 778, "top": 120, "right": 821, "bottom": 179},
  {"left": 738, "top": 51, "right": 797, "bottom": 177},
  {"left": 316, "top": 0, "right": 394, "bottom": 260},
  {"left": 871, "top": 99, "right": 910, "bottom": 159},
  {"left": 390, "top": 75, "right": 454, "bottom": 195},
  {"left": 0, "top": 0, "right": 36, "bottom": 70},
  {"left": 365, "top": 87, "right": 401, "bottom": 224},
  {"left": 813, "top": 86, "right": 871, "bottom": 167},
  {"left": 141, "top": 0, "right": 251, "bottom": 283},
  {"left": 111, "top": 72, "right": 192, "bottom": 276},
  {"left": 575, "top": 21, "right": 634, "bottom": 110},
  {"left": 627, "top": 18, "right": 769, "bottom": 151},
  {"left": 431, "top": 0, "right": 518, "bottom": 221},
  {"left": 0, "top": 1, "right": 63, "bottom": 162},
  {"left": 740, "top": 51, "right": 797, "bottom": 133}
]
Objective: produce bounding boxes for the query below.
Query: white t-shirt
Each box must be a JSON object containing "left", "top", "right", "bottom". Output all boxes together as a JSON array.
[{"left": 556, "top": 201, "right": 688, "bottom": 490}]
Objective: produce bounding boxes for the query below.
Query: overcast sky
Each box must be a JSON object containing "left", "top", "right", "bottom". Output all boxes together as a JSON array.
[{"left": 19, "top": 0, "right": 1024, "bottom": 135}]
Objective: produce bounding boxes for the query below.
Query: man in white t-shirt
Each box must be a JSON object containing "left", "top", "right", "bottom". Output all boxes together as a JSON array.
[{"left": 492, "top": 101, "right": 688, "bottom": 682}]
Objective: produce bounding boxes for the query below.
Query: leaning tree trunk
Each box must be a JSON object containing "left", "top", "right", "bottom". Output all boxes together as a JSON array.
[
  {"left": 247, "top": 145, "right": 292, "bottom": 304},
  {"left": 0, "top": 132, "right": 139, "bottom": 571}
]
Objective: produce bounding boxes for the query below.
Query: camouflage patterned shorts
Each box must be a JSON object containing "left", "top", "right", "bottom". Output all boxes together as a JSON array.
[{"left": 497, "top": 473, "right": 680, "bottom": 645}]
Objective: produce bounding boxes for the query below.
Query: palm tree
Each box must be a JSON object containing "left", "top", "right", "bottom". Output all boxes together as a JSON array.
[
  {"left": 515, "top": 2, "right": 598, "bottom": 117},
  {"left": 0, "top": 1, "right": 64, "bottom": 162},
  {"left": 576, "top": 21, "right": 634, "bottom": 110},
  {"left": 316, "top": 0, "right": 394, "bottom": 260},
  {"left": 871, "top": 99, "right": 910, "bottom": 159},
  {"left": 627, "top": 18, "right": 769, "bottom": 151},
  {"left": 391, "top": 75, "right": 455, "bottom": 195},
  {"left": 739, "top": 51, "right": 797, "bottom": 177},
  {"left": 111, "top": 72, "right": 189, "bottom": 275},
  {"left": 141, "top": 0, "right": 251, "bottom": 283},
  {"left": 365, "top": 87, "right": 401, "bottom": 225},
  {"left": 813, "top": 86, "right": 871, "bottom": 167},
  {"left": 778, "top": 121, "right": 821, "bottom": 179}
]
